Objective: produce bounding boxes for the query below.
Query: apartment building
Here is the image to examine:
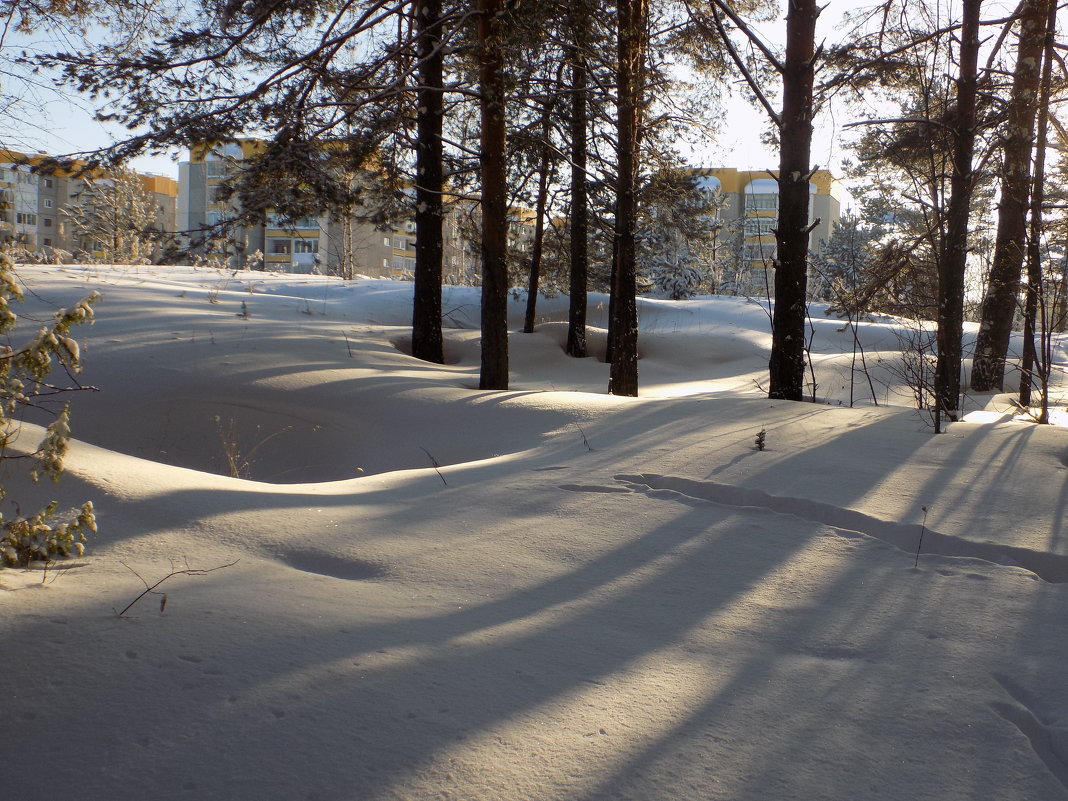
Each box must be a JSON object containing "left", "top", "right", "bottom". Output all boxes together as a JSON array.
[
  {"left": 0, "top": 149, "right": 178, "bottom": 259},
  {"left": 178, "top": 140, "right": 545, "bottom": 280},
  {"left": 690, "top": 167, "right": 842, "bottom": 290},
  {"left": 180, "top": 141, "right": 434, "bottom": 277}
]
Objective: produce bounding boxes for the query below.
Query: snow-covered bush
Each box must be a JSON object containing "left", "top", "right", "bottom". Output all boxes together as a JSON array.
[
  {"left": 637, "top": 170, "right": 720, "bottom": 299},
  {"left": 0, "top": 248, "right": 98, "bottom": 567},
  {"left": 640, "top": 228, "right": 706, "bottom": 299}
]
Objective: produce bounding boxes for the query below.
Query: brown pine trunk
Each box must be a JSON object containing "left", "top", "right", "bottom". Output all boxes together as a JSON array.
[
  {"left": 1018, "top": 0, "right": 1057, "bottom": 416},
  {"left": 608, "top": 0, "right": 646, "bottom": 397},
  {"left": 478, "top": 0, "right": 509, "bottom": 390},
  {"left": 412, "top": 0, "right": 445, "bottom": 364},
  {"left": 970, "top": 0, "right": 1050, "bottom": 391},
  {"left": 768, "top": 0, "right": 818, "bottom": 401},
  {"left": 935, "top": 0, "right": 982, "bottom": 419},
  {"left": 566, "top": 12, "right": 589, "bottom": 359}
]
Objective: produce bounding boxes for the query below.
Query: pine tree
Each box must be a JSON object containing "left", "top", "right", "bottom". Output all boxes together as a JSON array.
[
  {"left": 477, "top": 0, "right": 509, "bottom": 390},
  {"left": 809, "top": 213, "right": 882, "bottom": 306},
  {"left": 608, "top": 0, "right": 649, "bottom": 397},
  {"left": 638, "top": 170, "right": 719, "bottom": 299},
  {"left": 971, "top": 0, "right": 1053, "bottom": 392},
  {"left": 411, "top": 0, "right": 447, "bottom": 365}
]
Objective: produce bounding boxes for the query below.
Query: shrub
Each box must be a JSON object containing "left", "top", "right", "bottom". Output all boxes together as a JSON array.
[{"left": 0, "top": 248, "right": 99, "bottom": 567}]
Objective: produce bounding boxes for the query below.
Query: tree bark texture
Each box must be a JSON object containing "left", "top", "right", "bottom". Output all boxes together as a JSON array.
[
  {"left": 1018, "top": 0, "right": 1057, "bottom": 417},
  {"left": 478, "top": 0, "right": 509, "bottom": 390},
  {"left": 608, "top": 0, "right": 646, "bottom": 397},
  {"left": 412, "top": 0, "right": 445, "bottom": 364},
  {"left": 935, "top": 0, "right": 982, "bottom": 417},
  {"left": 970, "top": 0, "right": 1050, "bottom": 391},
  {"left": 566, "top": 12, "right": 589, "bottom": 359},
  {"left": 768, "top": 0, "right": 818, "bottom": 402}
]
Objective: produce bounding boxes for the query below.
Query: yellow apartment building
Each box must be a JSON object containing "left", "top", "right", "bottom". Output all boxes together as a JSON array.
[
  {"left": 0, "top": 149, "right": 178, "bottom": 259},
  {"left": 689, "top": 167, "right": 843, "bottom": 292}
]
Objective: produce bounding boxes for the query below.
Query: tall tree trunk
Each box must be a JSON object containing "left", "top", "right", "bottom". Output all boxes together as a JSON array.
[
  {"left": 935, "top": 0, "right": 982, "bottom": 419},
  {"left": 412, "top": 0, "right": 445, "bottom": 364},
  {"left": 523, "top": 119, "right": 552, "bottom": 334},
  {"left": 768, "top": 0, "right": 818, "bottom": 401},
  {"left": 478, "top": 0, "right": 509, "bottom": 390},
  {"left": 970, "top": 0, "right": 1050, "bottom": 391},
  {"left": 566, "top": 2, "right": 589, "bottom": 358},
  {"left": 605, "top": 212, "right": 618, "bottom": 364},
  {"left": 1018, "top": 0, "right": 1057, "bottom": 416},
  {"left": 608, "top": 0, "right": 646, "bottom": 396}
]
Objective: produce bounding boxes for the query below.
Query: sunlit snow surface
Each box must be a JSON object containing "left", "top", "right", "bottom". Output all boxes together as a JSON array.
[{"left": 3, "top": 263, "right": 1067, "bottom": 801}]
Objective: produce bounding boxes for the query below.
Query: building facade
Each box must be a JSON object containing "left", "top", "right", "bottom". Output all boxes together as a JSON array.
[
  {"left": 690, "top": 167, "right": 843, "bottom": 293},
  {"left": 0, "top": 149, "right": 178, "bottom": 260},
  {"left": 180, "top": 141, "right": 437, "bottom": 278}
]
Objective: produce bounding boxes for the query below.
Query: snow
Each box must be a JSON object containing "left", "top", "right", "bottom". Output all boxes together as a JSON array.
[{"left": 2, "top": 263, "right": 1068, "bottom": 801}]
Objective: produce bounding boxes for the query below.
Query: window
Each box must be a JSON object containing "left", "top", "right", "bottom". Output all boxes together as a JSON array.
[
  {"left": 270, "top": 239, "right": 291, "bottom": 255},
  {"left": 744, "top": 243, "right": 776, "bottom": 262},
  {"left": 43, "top": 217, "right": 52, "bottom": 227},
  {"left": 43, "top": 238, "right": 52, "bottom": 246},
  {"left": 16, "top": 212, "right": 37, "bottom": 226},
  {"left": 43, "top": 198, "right": 53, "bottom": 209},
  {"left": 394, "top": 237, "right": 403, "bottom": 249},
  {"left": 383, "top": 236, "right": 391, "bottom": 247},
  {"left": 293, "top": 239, "right": 318, "bottom": 254},
  {"left": 44, "top": 178, "right": 53, "bottom": 188},
  {"left": 745, "top": 193, "right": 778, "bottom": 211},
  {"left": 206, "top": 161, "right": 229, "bottom": 177},
  {"left": 744, "top": 217, "right": 777, "bottom": 236}
]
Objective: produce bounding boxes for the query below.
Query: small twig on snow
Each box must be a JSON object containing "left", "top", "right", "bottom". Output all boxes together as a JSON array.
[
  {"left": 575, "top": 423, "right": 593, "bottom": 452},
  {"left": 420, "top": 447, "right": 448, "bottom": 486},
  {"left": 115, "top": 559, "right": 239, "bottom": 617},
  {"left": 914, "top": 506, "right": 929, "bottom": 568}
]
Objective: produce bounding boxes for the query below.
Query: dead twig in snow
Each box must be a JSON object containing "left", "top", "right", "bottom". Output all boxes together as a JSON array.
[
  {"left": 115, "top": 560, "right": 239, "bottom": 617},
  {"left": 420, "top": 447, "right": 448, "bottom": 486}
]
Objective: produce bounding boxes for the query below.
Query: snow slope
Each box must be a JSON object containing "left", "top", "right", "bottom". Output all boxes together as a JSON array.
[{"left": 2, "top": 263, "right": 1068, "bottom": 801}]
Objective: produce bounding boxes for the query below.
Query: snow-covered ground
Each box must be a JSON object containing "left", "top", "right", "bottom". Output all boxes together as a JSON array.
[{"left": 3, "top": 263, "right": 1068, "bottom": 801}]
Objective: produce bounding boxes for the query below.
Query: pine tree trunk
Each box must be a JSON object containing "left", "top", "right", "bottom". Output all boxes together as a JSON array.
[
  {"left": 566, "top": 4, "right": 589, "bottom": 359},
  {"left": 768, "top": 0, "right": 818, "bottom": 402},
  {"left": 1018, "top": 0, "right": 1057, "bottom": 415},
  {"left": 412, "top": 0, "right": 445, "bottom": 364},
  {"left": 478, "top": 0, "right": 509, "bottom": 390},
  {"left": 935, "top": 0, "right": 982, "bottom": 418},
  {"left": 523, "top": 121, "right": 552, "bottom": 334},
  {"left": 970, "top": 0, "right": 1050, "bottom": 391},
  {"left": 608, "top": 0, "right": 646, "bottom": 397}
]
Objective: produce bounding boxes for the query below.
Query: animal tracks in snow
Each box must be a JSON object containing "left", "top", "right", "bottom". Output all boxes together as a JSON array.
[{"left": 559, "top": 473, "right": 1068, "bottom": 584}]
